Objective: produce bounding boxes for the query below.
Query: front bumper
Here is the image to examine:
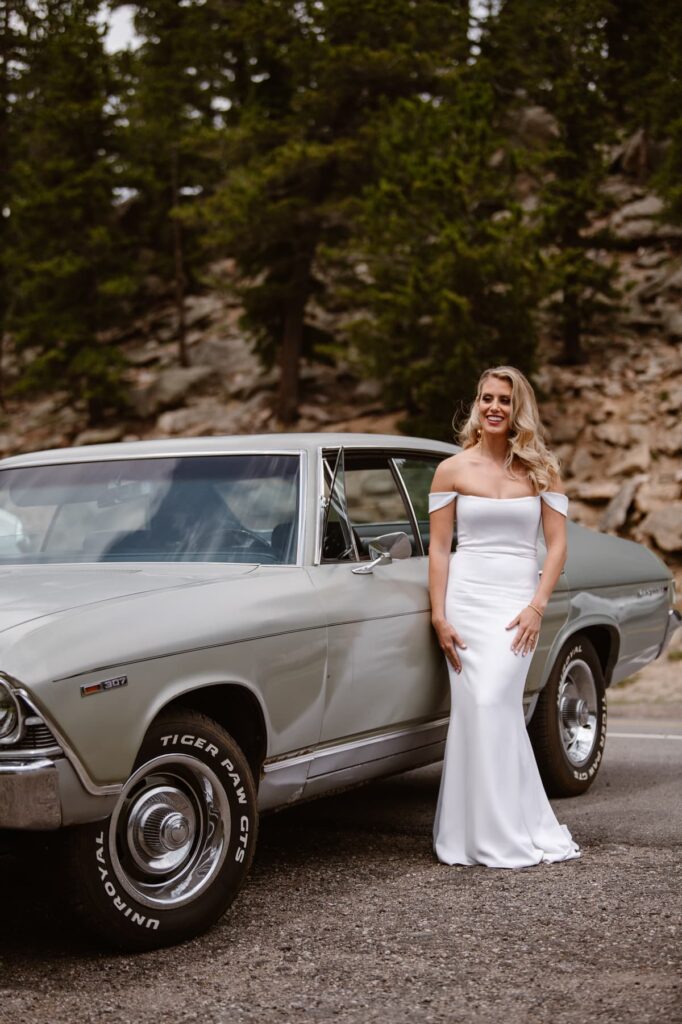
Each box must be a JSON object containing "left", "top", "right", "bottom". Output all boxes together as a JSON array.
[
  {"left": 659, "top": 607, "right": 682, "bottom": 656},
  {"left": 0, "top": 758, "right": 61, "bottom": 829}
]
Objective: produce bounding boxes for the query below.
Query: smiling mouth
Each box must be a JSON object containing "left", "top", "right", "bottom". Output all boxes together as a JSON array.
[{"left": 486, "top": 415, "right": 504, "bottom": 424}]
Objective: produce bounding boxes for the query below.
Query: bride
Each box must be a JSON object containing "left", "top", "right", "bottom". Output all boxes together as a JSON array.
[{"left": 428, "top": 365, "right": 580, "bottom": 868}]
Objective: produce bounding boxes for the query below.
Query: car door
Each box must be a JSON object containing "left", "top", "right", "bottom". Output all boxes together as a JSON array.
[{"left": 305, "top": 446, "right": 449, "bottom": 787}]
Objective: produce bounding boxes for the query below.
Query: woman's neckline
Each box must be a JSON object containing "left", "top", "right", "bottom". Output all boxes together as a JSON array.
[{"left": 458, "top": 493, "right": 538, "bottom": 501}]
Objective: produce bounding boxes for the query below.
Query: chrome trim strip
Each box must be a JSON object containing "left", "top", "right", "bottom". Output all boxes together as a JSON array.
[
  {"left": 389, "top": 456, "right": 425, "bottom": 557},
  {"left": 313, "top": 446, "right": 326, "bottom": 567},
  {"left": 263, "top": 715, "right": 450, "bottom": 774},
  {"left": 0, "top": 757, "right": 55, "bottom": 774},
  {"left": 0, "top": 745, "right": 63, "bottom": 760},
  {"left": 0, "top": 447, "right": 308, "bottom": 468},
  {"left": 0, "top": 676, "right": 24, "bottom": 745}
]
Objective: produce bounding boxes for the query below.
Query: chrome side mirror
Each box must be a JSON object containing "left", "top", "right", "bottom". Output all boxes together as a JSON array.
[{"left": 351, "top": 531, "right": 412, "bottom": 575}]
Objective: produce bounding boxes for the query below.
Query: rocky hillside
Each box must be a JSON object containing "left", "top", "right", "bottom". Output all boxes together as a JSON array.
[{"left": 1, "top": 170, "right": 680, "bottom": 588}]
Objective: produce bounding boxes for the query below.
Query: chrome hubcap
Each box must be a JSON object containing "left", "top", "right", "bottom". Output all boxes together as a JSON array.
[
  {"left": 558, "top": 658, "right": 599, "bottom": 767},
  {"left": 127, "top": 785, "right": 197, "bottom": 874},
  {"left": 110, "top": 754, "right": 231, "bottom": 910}
]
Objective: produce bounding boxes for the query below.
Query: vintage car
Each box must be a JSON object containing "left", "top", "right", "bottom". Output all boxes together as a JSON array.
[{"left": 0, "top": 433, "right": 679, "bottom": 948}]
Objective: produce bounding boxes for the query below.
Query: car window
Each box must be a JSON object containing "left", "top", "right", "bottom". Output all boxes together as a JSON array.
[
  {"left": 0, "top": 454, "right": 301, "bottom": 565},
  {"left": 323, "top": 451, "right": 418, "bottom": 561},
  {"left": 393, "top": 455, "right": 456, "bottom": 553}
]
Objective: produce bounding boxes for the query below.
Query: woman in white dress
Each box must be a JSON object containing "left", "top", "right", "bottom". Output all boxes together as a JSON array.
[{"left": 428, "top": 365, "right": 580, "bottom": 868}]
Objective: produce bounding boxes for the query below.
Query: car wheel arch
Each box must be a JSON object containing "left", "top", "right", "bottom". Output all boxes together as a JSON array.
[
  {"left": 536, "top": 618, "right": 620, "bottom": 699},
  {"left": 155, "top": 683, "right": 269, "bottom": 784}
]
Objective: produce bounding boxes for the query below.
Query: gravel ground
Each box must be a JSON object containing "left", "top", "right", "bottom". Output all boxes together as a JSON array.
[{"left": 1, "top": 706, "right": 680, "bottom": 1024}]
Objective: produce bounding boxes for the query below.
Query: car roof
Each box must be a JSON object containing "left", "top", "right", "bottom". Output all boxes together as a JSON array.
[{"left": 0, "top": 432, "right": 457, "bottom": 468}]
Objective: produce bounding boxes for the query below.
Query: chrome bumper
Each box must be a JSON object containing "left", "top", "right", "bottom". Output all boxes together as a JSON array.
[
  {"left": 659, "top": 607, "right": 682, "bottom": 656},
  {"left": 0, "top": 758, "right": 61, "bottom": 829}
]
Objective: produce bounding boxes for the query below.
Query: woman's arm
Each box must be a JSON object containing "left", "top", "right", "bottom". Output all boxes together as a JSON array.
[
  {"left": 428, "top": 461, "right": 467, "bottom": 673},
  {"left": 531, "top": 500, "right": 568, "bottom": 613},
  {"left": 507, "top": 480, "right": 568, "bottom": 656}
]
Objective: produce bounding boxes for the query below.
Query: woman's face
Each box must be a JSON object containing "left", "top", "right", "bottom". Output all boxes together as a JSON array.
[{"left": 478, "top": 376, "right": 513, "bottom": 438}]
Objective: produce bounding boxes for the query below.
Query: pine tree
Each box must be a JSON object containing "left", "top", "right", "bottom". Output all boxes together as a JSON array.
[
  {"left": 344, "top": 77, "right": 540, "bottom": 439},
  {"left": 0, "top": 0, "right": 31, "bottom": 403},
  {"left": 481, "top": 0, "right": 617, "bottom": 365},
  {"left": 196, "top": 0, "right": 470, "bottom": 423},
  {"left": 119, "top": 0, "right": 227, "bottom": 365},
  {"left": 6, "top": 0, "right": 130, "bottom": 421}
]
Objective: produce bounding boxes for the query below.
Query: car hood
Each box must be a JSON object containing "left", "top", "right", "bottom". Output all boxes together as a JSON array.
[{"left": 0, "top": 563, "right": 259, "bottom": 634}]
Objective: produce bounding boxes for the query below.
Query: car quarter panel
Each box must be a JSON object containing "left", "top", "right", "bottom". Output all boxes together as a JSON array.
[
  {"left": 542, "top": 522, "right": 674, "bottom": 688},
  {"left": 1, "top": 567, "right": 327, "bottom": 789}
]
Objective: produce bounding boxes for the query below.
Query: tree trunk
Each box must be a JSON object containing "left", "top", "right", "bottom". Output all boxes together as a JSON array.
[
  {"left": 277, "top": 289, "right": 306, "bottom": 424},
  {"left": 561, "top": 276, "right": 586, "bottom": 365},
  {"left": 170, "top": 144, "right": 188, "bottom": 368}
]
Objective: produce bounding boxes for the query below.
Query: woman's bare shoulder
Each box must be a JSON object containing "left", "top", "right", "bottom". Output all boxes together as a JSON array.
[{"left": 431, "top": 450, "right": 471, "bottom": 491}]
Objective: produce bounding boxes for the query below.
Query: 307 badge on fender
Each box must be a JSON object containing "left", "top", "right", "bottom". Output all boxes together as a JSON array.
[{"left": 80, "top": 675, "right": 128, "bottom": 698}]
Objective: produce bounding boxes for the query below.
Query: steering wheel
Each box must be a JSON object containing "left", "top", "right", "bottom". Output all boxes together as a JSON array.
[{"left": 212, "top": 527, "right": 272, "bottom": 555}]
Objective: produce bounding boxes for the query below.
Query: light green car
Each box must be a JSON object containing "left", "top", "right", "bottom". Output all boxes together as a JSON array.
[{"left": 0, "top": 433, "right": 678, "bottom": 949}]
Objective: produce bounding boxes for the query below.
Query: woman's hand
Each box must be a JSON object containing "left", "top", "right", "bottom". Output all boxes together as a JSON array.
[
  {"left": 432, "top": 617, "right": 468, "bottom": 673},
  {"left": 506, "top": 605, "right": 542, "bottom": 656}
]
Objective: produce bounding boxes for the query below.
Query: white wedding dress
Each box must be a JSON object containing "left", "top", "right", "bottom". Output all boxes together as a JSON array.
[{"left": 428, "top": 490, "right": 580, "bottom": 868}]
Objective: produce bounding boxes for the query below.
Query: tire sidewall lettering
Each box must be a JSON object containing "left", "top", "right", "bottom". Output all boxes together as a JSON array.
[{"left": 88, "top": 724, "right": 257, "bottom": 942}]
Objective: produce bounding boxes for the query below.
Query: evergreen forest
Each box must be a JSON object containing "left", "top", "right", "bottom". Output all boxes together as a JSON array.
[{"left": 1, "top": 0, "right": 681, "bottom": 438}]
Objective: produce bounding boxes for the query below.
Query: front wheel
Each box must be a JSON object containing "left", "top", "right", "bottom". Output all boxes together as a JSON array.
[
  {"left": 65, "top": 710, "right": 258, "bottom": 951},
  {"left": 529, "top": 633, "right": 607, "bottom": 797}
]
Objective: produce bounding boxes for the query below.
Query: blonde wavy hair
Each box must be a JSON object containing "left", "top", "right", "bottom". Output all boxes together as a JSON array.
[{"left": 456, "top": 366, "right": 560, "bottom": 494}]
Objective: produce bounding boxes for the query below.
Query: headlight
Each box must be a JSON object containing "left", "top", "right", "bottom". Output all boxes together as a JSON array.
[{"left": 0, "top": 681, "right": 22, "bottom": 742}]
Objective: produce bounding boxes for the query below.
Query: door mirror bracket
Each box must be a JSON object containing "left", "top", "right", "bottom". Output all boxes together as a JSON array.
[{"left": 351, "top": 531, "right": 412, "bottom": 575}]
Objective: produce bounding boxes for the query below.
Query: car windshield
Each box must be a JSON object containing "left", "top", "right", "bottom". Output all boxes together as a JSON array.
[{"left": 0, "top": 454, "right": 301, "bottom": 565}]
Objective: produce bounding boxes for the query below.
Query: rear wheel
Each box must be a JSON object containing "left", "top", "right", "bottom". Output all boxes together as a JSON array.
[
  {"left": 66, "top": 710, "right": 258, "bottom": 950},
  {"left": 529, "top": 633, "right": 607, "bottom": 796}
]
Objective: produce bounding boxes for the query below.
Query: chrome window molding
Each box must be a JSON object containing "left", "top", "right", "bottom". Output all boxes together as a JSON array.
[
  {"left": 0, "top": 449, "right": 307, "bottom": 569},
  {"left": 294, "top": 449, "right": 306, "bottom": 567},
  {"left": 389, "top": 456, "right": 424, "bottom": 557},
  {"left": 0, "top": 447, "right": 308, "bottom": 468}
]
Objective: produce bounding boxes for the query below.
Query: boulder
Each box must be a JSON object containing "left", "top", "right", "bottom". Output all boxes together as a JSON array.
[
  {"left": 570, "top": 447, "right": 600, "bottom": 479},
  {"left": 594, "top": 422, "right": 628, "bottom": 446},
  {"left": 635, "top": 480, "right": 682, "bottom": 515},
  {"left": 619, "top": 195, "right": 665, "bottom": 221},
  {"left": 184, "top": 294, "right": 225, "bottom": 328},
  {"left": 569, "top": 481, "right": 621, "bottom": 503},
  {"left": 599, "top": 475, "right": 647, "bottom": 531},
  {"left": 639, "top": 503, "right": 682, "bottom": 553},
  {"left": 653, "top": 423, "right": 682, "bottom": 456},
  {"left": 549, "top": 413, "right": 585, "bottom": 444},
  {"left": 131, "top": 366, "right": 214, "bottom": 418},
  {"left": 606, "top": 443, "right": 651, "bottom": 477},
  {"left": 74, "top": 427, "right": 125, "bottom": 446},
  {"left": 663, "top": 308, "right": 682, "bottom": 339},
  {"left": 506, "top": 105, "right": 560, "bottom": 148}
]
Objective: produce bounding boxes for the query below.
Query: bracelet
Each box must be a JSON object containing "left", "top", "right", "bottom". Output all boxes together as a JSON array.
[{"left": 527, "top": 603, "right": 544, "bottom": 618}]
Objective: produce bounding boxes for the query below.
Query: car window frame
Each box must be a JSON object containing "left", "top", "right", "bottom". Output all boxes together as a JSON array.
[
  {"left": 316, "top": 446, "right": 441, "bottom": 564},
  {"left": 0, "top": 449, "right": 307, "bottom": 568}
]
